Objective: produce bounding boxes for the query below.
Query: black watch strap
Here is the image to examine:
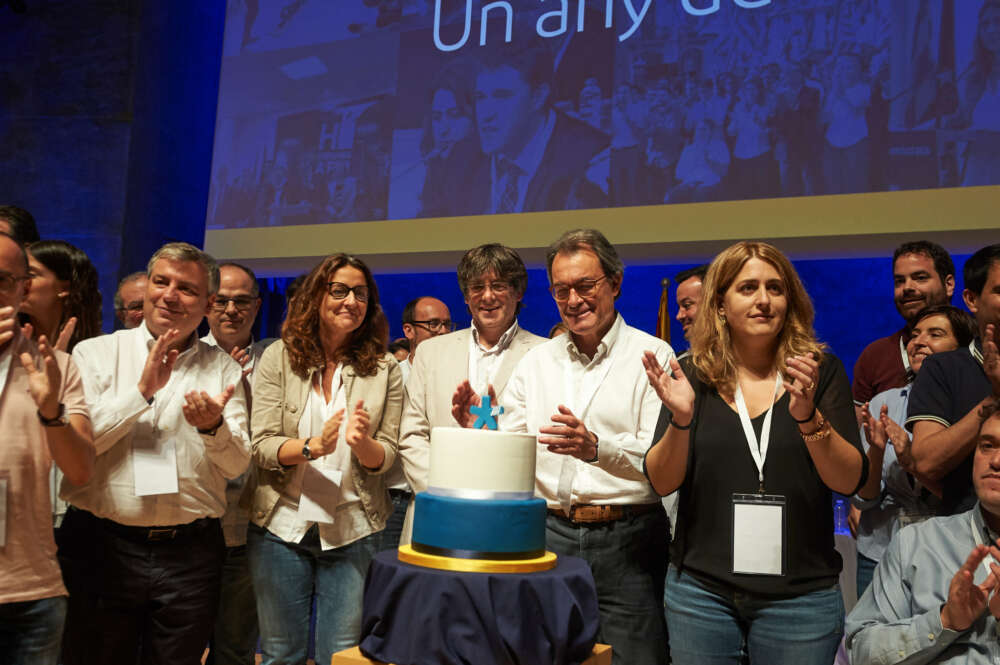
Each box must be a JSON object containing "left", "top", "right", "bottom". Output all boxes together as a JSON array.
[{"left": 37, "top": 403, "right": 67, "bottom": 427}]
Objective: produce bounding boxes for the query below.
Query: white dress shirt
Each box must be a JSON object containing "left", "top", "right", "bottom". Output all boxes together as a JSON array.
[
  {"left": 65, "top": 323, "right": 251, "bottom": 527},
  {"left": 502, "top": 314, "right": 673, "bottom": 506},
  {"left": 202, "top": 332, "right": 274, "bottom": 546},
  {"left": 265, "top": 375, "right": 369, "bottom": 550},
  {"left": 468, "top": 319, "right": 520, "bottom": 395}
]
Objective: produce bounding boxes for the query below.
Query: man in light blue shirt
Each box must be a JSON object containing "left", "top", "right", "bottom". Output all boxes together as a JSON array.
[{"left": 847, "top": 400, "right": 1000, "bottom": 664}]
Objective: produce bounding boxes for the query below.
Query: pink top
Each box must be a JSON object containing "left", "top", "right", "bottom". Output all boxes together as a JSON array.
[{"left": 0, "top": 333, "right": 89, "bottom": 603}]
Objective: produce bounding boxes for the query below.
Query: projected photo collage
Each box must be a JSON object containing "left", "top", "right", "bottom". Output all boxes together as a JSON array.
[{"left": 206, "top": 0, "right": 1000, "bottom": 229}]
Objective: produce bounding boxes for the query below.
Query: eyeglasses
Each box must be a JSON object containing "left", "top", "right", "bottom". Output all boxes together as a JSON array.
[
  {"left": 550, "top": 276, "right": 608, "bottom": 302},
  {"left": 327, "top": 282, "right": 370, "bottom": 303},
  {"left": 467, "top": 280, "right": 511, "bottom": 296},
  {"left": 211, "top": 296, "right": 257, "bottom": 312},
  {"left": 0, "top": 272, "right": 27, "bottom": 295},
  {"left": 117, "top": 300, "right": 144, "bottom": 314},
  {"left": 410, "top": 318, "right": 455, "bottom": 333}
]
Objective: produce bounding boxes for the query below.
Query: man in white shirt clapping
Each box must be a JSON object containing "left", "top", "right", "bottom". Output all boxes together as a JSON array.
[{"left": 59, "top": 242, "right": 251, "bottom": 665}]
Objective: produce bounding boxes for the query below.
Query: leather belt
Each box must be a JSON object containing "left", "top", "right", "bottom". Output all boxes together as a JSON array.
[
  {"left": 70, "top": 507, "right": 219, "bottom": 543},
  {"left": 547, "top": 503, "right": 661, "bottom": 524}
]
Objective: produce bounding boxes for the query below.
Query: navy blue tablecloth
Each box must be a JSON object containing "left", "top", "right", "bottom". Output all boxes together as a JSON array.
[{"left": 359, "top": 550, "right": 600, "bottom": 665}]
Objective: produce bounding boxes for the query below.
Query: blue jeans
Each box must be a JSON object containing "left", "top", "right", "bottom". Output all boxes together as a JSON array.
[
  {"left": 0, "top": 596, "right": 67, "bottom": 665},
  {"left": 374, "top": 489, "right": 409, "bottom": 553},
  {"left": 247, "top": 522, "right": 376, "bottom": 665},
  {"left": 665, "top": 565, "right": 843, "bottom": 665},
  {"left": 207, "top": 545, "right": 259, "bottom": 665},
  {"left": 856, "top": 552, "right": 877, "bottom": 601},
  {"left": 546, "top": 509, "right": 670, "bottom": 665}
]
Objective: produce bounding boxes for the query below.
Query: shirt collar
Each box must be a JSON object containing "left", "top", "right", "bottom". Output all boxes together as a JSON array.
[
  {"left": 565, "top": 313, "right": 624, "bottom": 364},
  {"left": 472, "top": 319, "right": 519, "bottom": 354},
  {"left": 975, "top": 502, "right": 1000, "bottom": 545},
  {"left": 201, "top": 330, "right": 255, "bottom": 351},
  {"left": 497, "top": 110, "right": 556, "bottom": 183}
]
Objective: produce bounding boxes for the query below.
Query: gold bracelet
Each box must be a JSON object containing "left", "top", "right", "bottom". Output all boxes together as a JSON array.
[{"left": 800, "top": 416, "right": 832, "bottom": 442}]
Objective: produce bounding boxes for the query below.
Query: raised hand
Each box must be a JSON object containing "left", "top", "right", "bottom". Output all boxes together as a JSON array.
[
  {"left": 0, "top": 306, "right": 18, "bottom": 347},
  {"left": 538, "top": 405, "right": 598, "bottom": 460},
  {"left": 229, "top": 345, "right": 254, "bottom": 380},
  {"left": 860, "top": 402, "right": 888, "bottom": 451},
  {"left": 642, "top": 352, "right": 695, "bottom": 424},
  {"left": 345, "top": 399, "right": 371, "bottom": 449},
  {"left": 138, "top": 329, "right": 180, "bottom": 400},
  {"left": 784, "top": 354, "right": 820, "bottom": 423},
  {"left": 182, "top": 384, "right": 235, "bottom": 432},
  {"left": 451, "top": 380, "right": 497, "bottom": 429},
  {"left": 881, "top": 408, "right": 914, "bottom": 471},
  {"left": 941, "top": 545, "right": 999, "bottom": 631},
  {"left": 54, "top": 317, "right": 77, "bottom": 352},
  {"left": 310, "top": 408, "right": 345, "bottom": 458},
  {"left": 18, "top": 334, "right": 62, "bottom": 417},
  {"left": 985, "top": 323, "right": 1000, "bottom": 396}
]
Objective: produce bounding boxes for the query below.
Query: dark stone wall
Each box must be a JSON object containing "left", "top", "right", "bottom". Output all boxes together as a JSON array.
[{"left": 0, "top": 0, "right": 224, "bottom": 330}]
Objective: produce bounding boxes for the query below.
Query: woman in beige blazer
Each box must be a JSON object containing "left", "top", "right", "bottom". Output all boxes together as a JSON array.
[{"left": 248, "top": 253, "right": 402, "bottom": 665}]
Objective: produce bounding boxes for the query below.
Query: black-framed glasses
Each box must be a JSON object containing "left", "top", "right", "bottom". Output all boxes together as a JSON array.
[
  {"left": 327, "top": 281, "right": 370, "bottom": 303},
  {"left": 211, "top": 295, "right": 257, "bottom": 312},
  {"left": 117, "top": 300, "right": 144, "bottom": 314},
  {"left": 0, "top": 272, "right": 27, "bottom": 295},
  {"left": 411, "top": 318, "right": 454, "bottom": 333},
  {"left": 467, "top": 280, "right": 512, "bottom": 296},
  {"left": 550, "top": 275, "right": 608, "bottom": 302}
]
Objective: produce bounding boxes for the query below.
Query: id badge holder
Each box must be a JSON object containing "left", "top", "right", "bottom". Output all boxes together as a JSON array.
[{"left": 732, "top": 493, "right": 786, "bottom": 576}]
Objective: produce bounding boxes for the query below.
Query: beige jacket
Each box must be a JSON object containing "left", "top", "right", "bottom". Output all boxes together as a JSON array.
[{"left": 249, "top": 340, "right": 403, "bottom": 533}]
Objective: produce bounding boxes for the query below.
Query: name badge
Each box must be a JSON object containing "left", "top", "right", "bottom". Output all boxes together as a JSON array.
[
  {"left": 732, "top": 493, "right": 786, "bottom": 576},
  {"left": 298, "top": 464, "right": 343, "bottom": 525}
]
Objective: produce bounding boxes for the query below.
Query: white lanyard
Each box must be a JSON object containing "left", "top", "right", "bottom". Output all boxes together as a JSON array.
[
  {"left": 899, "top": 335, "right": 912, "bottom": 376},
  {"left": 971, "top": 340, "right": 984, "bottom": 367},
  {"left": 970, "top": 514, "right": 998, "bottom": 578},
  {"left": 734, "top": 372, "right": 783, "bottom": 494}
]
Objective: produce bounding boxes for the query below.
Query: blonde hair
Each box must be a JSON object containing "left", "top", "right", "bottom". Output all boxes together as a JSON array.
[{"left": 689, "top": 241, "right": 825, "bottom": 396}]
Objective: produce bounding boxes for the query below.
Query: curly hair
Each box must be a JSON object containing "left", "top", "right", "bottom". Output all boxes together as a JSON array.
[
  {"left": 27, "top": 240, "right": 101, "bottom": 351},
  {"left": 689, "top": 241, "right": 825, "bottom": 396},
  {"left": 281, "top": 253, "right": 384, "bottom": 378}
]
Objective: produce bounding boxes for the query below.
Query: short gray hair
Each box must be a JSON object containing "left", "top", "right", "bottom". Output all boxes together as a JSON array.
[
  {"left": 114, "top": 271, "right": 147, "bottom": 310},
  {"left": 146, "top": 242, "right": 220, "bottom": 296},
  {"left": 219, "top": 262, "right": 260, "bottom": 298},
  {"left": 545, "top": 229, "right": 624, "bottom": 283}
]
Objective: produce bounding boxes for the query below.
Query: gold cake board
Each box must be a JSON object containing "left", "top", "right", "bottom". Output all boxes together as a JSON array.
[
  {"left": 397, "top": 544, "right": 558, "bottom": 573},
  {"left": 331, "top": 644, "right": 612, "bottom": 665}
]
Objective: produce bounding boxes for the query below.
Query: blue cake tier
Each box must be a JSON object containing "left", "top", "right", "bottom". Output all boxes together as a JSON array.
[{"left": 411, "top": 493, "right": 547, "bottom": 560}]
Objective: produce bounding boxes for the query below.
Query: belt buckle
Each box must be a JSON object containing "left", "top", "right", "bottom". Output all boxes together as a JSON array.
[{"left": 147, "top": 527, "right": 176, "bottom": 542}]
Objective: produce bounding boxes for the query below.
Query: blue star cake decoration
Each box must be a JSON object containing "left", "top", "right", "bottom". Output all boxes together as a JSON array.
[{"left": 469, "top": 394, "right": 504, "bottom": 430}]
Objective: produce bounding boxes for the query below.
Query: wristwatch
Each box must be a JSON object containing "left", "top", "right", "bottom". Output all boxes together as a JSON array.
[
  {"left": 302, "top": 438, "right": 314, "bottom": 461},
  {"left": 37, "top": 403, "right": 68, "bottom": 427},
  {"left": 584, "top": 435, "right": 599, "bottom": 464}
]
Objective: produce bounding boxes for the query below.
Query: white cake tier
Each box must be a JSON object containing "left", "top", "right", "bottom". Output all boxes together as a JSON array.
[{"left": 428, "top": 427, "right": 538, "bottom": 496}]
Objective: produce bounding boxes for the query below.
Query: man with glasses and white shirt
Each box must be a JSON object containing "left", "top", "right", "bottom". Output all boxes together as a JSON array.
[
  {"left": 499, "top": 229, "right": 674, "bottom": 665},
  {"left": 375, "top": 296, "right": 453, "bottom": 552},
  {"left": 399, "top": 296, "right": 452, "bottom": 384},
  {"left": 398, "top": 243, "right": 545, "bottom": 541},
  {"left": 202, "top": 262, "right": 274, "bottom": 665},
  {"left": 59, "top": 243, "right": 250, "bottom": 665}
]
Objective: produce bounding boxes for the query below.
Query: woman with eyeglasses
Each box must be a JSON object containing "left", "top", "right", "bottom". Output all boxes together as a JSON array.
[
  {"left": 642, "top": 241, "right": 866, "bottom": 664},
  {"left": 247, "top": 253, "right": 402, "bottom": 664}
]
